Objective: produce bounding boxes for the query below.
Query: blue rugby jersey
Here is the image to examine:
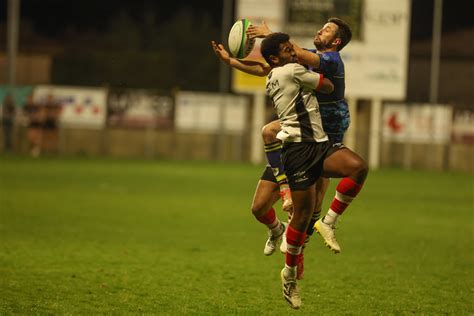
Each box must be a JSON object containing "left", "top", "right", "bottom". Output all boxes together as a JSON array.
[{"left": 306, "top": 49, "right": 350, "bottom": 141}]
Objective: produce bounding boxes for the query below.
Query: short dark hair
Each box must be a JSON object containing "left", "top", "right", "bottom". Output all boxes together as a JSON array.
[
  {"left": 328, "top": 17, "right": 352, "bottom": 51},
  {"left": 261, "top": 32, "right": 290, "bottom": 66}
]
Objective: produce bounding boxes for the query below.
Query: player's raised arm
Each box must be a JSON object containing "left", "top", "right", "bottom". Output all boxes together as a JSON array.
[
  {"left": 211, "top": 41, "right": 270, "bottom": 77},
  {"left": 246, "top": 21, "right": 272, "bottom": 38},
  {"left": 291, "top": 42, "right": 321, "bottom": 69},
  {"left": 248, "top": 22, "right": 321, "bottom": 70}
]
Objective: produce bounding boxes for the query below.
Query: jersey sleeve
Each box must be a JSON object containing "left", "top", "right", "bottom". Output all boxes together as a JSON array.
[
  {"left": 293, "top": 64, "right": 324, "bottom": 91},
  {"left": 317, "top": 52, "right": 338, "bottom": 75}
]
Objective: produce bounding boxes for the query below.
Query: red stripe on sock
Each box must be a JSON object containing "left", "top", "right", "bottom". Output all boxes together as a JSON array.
[
  {"left": 286, "top": 253, "right": 303, "bottom": 267},
  {"left": 330, "top": 198, "right": 349, "bottom": 215},
  {"left": 336, "top": 177, "right": 363, "bottom": 197},
  {"left": 285, "top": 226, "right": 306, "bottom": 267},
  {"left": 256, "top": 208, "right": 276, "bottom": 225}
]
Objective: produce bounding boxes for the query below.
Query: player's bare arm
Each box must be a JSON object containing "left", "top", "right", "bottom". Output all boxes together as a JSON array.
[
  {"left": 211, "top": 41, "right": 270, "bottom": 76},
  {"left": 318, "top": 78, "right": 334, "bottom": 94},
  {"left": 291, "top": 42, "right": 321, "bottom": 69},
  {"left": 247, "top": 22, "right": 321, "bottom": 69}
]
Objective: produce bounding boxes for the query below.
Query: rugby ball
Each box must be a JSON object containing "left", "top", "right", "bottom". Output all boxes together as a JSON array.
[{"left": 228, "top": 19, "right": 255, "bottom": 59}]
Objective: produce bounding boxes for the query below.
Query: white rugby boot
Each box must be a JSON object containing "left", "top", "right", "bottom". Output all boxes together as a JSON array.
[
  {"left": 263, "top": 222, "right": 285, "bottom": 256},
  {"left": 281, "top": 268, "right": 301, "bottom": 309},
  {"left": 314, "top": 218, "right": 341, "bottom": 253}
]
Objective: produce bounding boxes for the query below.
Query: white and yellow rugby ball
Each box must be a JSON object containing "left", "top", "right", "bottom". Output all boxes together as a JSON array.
[{"left": 228, "top": 19, "right": 255, "bottom": 59}]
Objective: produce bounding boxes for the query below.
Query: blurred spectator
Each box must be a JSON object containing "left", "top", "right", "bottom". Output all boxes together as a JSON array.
[
  {"left": 42, "top": 94, "right": 61, "bottom": 154},
  {"left": 2, "top": 93, "right": 16, "bottom": 152},
  {"left": 44, "top": 94, "right": 61, "bottom": 130},
  {"left": 24, "top": 94, "right": 45, "bottom": 157}
]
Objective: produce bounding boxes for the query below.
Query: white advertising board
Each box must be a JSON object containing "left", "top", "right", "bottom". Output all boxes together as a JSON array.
[
  {"left": 383, "top": 103, "right": 453, "bottom": 144},
  {"left": 342, "top": 0, "right": 411, "bottom": 99},
  {"left": 234, "top": 0, "right": 411, "bottom": 99},
  {"left": 175, "top": 91, "right": 248, "bottom": 134},
  {"left": 452, "top": 109, "right": 474, "bottom": 144},
  {"left": 33, "top": 85, "right": 107, "bottom": 129},
  {"left": 233, "top": 0, "right": 285, "bottom": 93},
  {"left": 107, "top": 89, "right": 173, "bottom": 128}
]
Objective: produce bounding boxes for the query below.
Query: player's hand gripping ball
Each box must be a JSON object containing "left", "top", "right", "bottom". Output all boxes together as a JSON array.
[{"left": 228, "top": 18, "right": 255, "bottom": 59}]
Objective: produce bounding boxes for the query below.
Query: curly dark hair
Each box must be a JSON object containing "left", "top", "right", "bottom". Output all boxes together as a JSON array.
[{"left": 260, "top": 32, "right": 290, "bottom": 66}]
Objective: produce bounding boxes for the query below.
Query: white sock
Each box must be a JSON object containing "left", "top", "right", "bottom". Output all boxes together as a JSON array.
[
  {"left": 270, "top": 220, "right": 284, "bottom": 236},
  {"left": 323, "top": 209, "right": 339, "bottom": 225},
  {"left": 284, "top": 264, "right": 297, "bottom": 279}
]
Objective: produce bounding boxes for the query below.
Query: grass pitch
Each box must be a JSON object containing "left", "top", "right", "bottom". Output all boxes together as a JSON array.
[{"left": 0, "top": 155, "right": 473, "bottom": 314}]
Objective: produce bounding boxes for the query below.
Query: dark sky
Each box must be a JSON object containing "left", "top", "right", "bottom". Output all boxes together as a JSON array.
[
  {"left": 1, "top": 0, "right": 474, "bottom": 41},
  {"left": 0, "top": 0, "right": 223, "bottom": 37}
]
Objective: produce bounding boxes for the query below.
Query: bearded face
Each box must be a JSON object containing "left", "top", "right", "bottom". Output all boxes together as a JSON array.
[{"left": 313, "top": 22, "right": 339, "bottom": 51}]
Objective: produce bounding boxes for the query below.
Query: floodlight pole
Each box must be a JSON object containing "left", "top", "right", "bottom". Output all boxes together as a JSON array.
[
  {"left": 219, "top": 0, "right": 233, "bottom": 93},
  {"left": 429, "top": 0, "right": 443, "bottom": 104},
  {"left": 6, "top": 0, "right": 20, "bottom": 89},
  {"left": 216, "top": 0, "right": 233, "bottom": 160}
]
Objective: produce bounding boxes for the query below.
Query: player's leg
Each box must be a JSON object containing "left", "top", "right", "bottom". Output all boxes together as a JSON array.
[
  {"left": 262, "top": 120, "right": 293, "bottom": 212},
  {"left": 279, "top": 178, "right": 326, "bottom": 279},
  {"left": 251, "top": 167, "right": 286, "bottom": 255},
  {"left": 279, "top": 142, "right": 326, "bottom": 309},
  {"left": 281, "top": 186, "right": 314, "bottom": 309},
  {"left": 315, "top": 147, "right": 368, "bottom": 253},
  {"left": 306, "top": 177, "right": 327, "bottom": 238}
]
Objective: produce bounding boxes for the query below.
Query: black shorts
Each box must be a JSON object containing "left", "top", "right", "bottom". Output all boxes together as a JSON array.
[
  {"left": 260, "top": 166, "right": 278, "bottom": 183},
  {"left": 281, "top": 141, "right": 345, "bottom": 191}
]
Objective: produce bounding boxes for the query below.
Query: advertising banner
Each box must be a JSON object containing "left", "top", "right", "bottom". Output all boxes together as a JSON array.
[
  {"left": 233, "top": 0, "right": 285, "bottom": 93},
  {"left": 0, "top": 86, "right": 35, "bottom": 111},
  {"left": 452, "top": 108, "right": 474, "bottom": 144},
  {"left": 235, "top": 0, "right": 410, "bottom": 99},
  {"left": 383, "top": 103, "right": 453, "bottom": 144},
  {"left": 107, "top": 89, "right": 173, "bottom": 128},
  {"left": 33, "top": 85, "right": 107, "bottom": 129},
  {"left": 175, "top": 91, "right": 249, "bottom": 133}
]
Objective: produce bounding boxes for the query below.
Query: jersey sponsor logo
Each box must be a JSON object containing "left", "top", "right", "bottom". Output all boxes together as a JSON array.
[
  {"left": 295, "top": 176, "right": 309, "bottom": 183},
  {"left": 266, "top": 79, "right": 280, "bottom": 94},
  {"left": 292, "top": 170, "right": 308, "bottom": 183},
  {"left": 292, "top": 171, "right": 306, "bottom": 177},
  {"left": 332, "top": 142, "right": 346, "bottom": 149}
]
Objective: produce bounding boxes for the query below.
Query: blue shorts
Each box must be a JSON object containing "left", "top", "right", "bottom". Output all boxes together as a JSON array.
[
  {"left": 327, "top": 133, "right": 344, "bottom": 144},
  {"left": 320, "top": 102, "right": 350, "bottom": 141}
]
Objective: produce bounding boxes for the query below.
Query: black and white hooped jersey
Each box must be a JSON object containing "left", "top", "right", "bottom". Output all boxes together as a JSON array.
[{"left": 265, "top": 63, "right": 328, "bottom": 143}]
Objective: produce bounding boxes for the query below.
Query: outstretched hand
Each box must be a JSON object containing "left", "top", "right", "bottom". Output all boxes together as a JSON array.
[
  {"left": 247, "top": 21, "right": 272, "bottom": 39},
  {"left": 211, "top": 41, "right": 231, "bottom": 64}
]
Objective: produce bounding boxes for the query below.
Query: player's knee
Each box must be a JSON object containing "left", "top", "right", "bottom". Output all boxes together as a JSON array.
[
  {"left": 352, "top": 157, "right": 368, "bottom": 182},
  {"left": 261, "top": 123, "right": 278, "bottom": 143},
  {"left": 251, "top": 202, "right": 266, "bottom": 218},
  {"left": 290, "top": 212, "right": 312, "bottom": 231}
]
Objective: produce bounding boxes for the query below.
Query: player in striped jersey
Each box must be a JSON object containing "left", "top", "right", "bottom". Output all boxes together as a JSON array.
[
  {"left": 212, "top": 17, "right": 355, "bottom": 266},
  {"left": 261, "top": 32, "right": 368, "bottom": 309},
  {"left": 212, "top": 18, "right": 361, "bottom": 282},
  {"left": 211, "top": 40, "right": 335, "bottom": 262},
  {"left": 248, "top": 18, "right": 354, "bottom": 254}
]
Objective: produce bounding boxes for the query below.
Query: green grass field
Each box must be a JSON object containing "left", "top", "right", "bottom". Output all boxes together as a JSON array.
[{"left": 0, "top": 155, "right": 473, "bottom": 315}]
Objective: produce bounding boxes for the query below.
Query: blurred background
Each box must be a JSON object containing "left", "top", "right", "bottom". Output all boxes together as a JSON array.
[{"left": 0, "top": 0, "right": 473, "bottom": 172}]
